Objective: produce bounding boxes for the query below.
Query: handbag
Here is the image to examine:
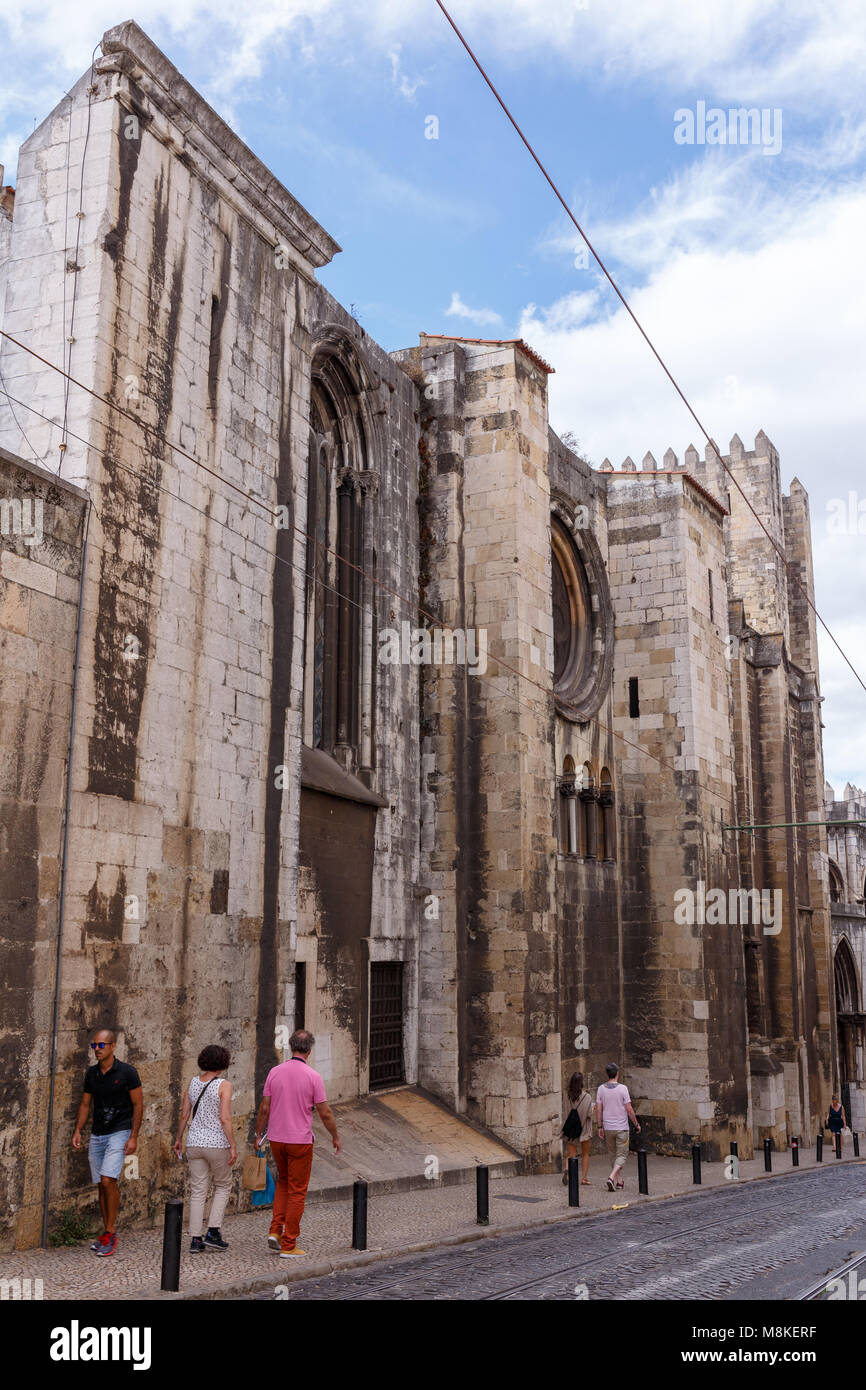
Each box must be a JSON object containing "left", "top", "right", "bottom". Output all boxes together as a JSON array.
[{"left": 242, "top": 1149, "right": 268, "bottom": 1191}]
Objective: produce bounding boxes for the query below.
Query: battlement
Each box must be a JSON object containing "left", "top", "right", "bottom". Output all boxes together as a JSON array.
[{"left": 598, "top": 430, "right": 779, "bottom": 481}]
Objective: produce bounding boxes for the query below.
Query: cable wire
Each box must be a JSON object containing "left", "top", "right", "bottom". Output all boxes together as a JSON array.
[{"left": 434, "top": 0, "right": 866, "bottom": 700}]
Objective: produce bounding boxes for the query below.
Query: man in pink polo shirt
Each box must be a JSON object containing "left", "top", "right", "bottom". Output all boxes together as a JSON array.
[{"left": 255, "top": 1029, "right": 341, "bottom": 1257}]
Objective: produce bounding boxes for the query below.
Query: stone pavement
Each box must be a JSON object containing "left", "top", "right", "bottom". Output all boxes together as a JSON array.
[{"left": 2, "top": 1139, "right": 861, "bottom": 1301}]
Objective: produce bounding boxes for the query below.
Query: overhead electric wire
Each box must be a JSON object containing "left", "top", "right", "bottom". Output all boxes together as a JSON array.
[{"left": 434, "top": 0, "right": 866, "bottom": 701}]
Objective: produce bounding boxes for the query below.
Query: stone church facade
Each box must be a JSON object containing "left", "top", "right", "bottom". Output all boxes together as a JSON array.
[
  {"left": 826, "top": 782, "right": 866, "bottom": 1130},
  {"left": 0, "top": 22, "right": 839, "bottom": 1246}
]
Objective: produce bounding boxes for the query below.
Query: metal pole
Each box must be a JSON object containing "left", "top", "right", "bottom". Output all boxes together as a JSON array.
[
  {"left": 816, "top": 1133, "right": 823, "bottom": 1163},
  {"left": 835, "top": 1131, "right": 842, "bottom": 1160},
  {"left": 351, "top": 1179, "right": 368, "bottom": 1250},
  {"left": 637, "top": 1148, "right": 648, "bottom": 1194},
  {"left": 476, "top": 1165, "right": 489, "bottom": 1226},
  {"left": 567, "top": 1155, "right": 580, "bottom": 1208},
  {"left": 763, "top": 1138, "right": 772, "bottom": 1172},
  {"left": 691, "top": 1143, "right": 701, "bottom": 1184},
  {"left": 791, "top": 1136, "right": 799, "bottom": 1167},
  {"left": 160, "top": 1198, "right": 183, "bottom": 1292},
  {"left": 854, "top": 1133, "right": 860, "bottom": 1158}
]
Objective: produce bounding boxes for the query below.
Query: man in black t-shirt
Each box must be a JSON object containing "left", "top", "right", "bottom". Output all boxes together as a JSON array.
[{"left": 72, "top": 1028, "right": 143, "bottom": 1257}]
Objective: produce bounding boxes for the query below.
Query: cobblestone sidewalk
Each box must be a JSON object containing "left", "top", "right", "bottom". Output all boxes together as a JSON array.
[{"left": 2, "top": 1144, "right": 860, "bottom": 1301}]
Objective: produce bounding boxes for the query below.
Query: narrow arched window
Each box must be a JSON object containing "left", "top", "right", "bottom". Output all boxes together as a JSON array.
[
  {"left": 558, "top": 757, "right": 578, "bottom": 854},
  {"left": 304, "top": 348, "right": 372, "bottom": 769},
  {"left": 599, "top": 767, "right": 615, "bottom": 861},
  {"left": 579, "top": 762, "right": 597, "bottom": 858},
  {"left": 829, "top": 862, "right": 844, "bottom": 904}
]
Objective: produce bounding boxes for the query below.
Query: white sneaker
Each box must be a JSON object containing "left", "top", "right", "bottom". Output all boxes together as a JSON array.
[{"left": 267, "top": 1234, "right": 282, "bottom": 1252}]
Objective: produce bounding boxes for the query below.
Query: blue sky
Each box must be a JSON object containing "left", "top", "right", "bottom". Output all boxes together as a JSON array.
[{"left": 2, "top": 0, "right": 865, "bottom": 789}]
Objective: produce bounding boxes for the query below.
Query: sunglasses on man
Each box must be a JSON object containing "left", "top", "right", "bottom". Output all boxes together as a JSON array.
[{"left": 90, "top": 1042, "right": 109, "bottom": 1050}]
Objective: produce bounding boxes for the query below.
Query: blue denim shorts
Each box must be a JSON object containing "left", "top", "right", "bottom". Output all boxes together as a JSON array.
[{"left": 88, "top": 1129, "right": 132, "bottom": 1183}]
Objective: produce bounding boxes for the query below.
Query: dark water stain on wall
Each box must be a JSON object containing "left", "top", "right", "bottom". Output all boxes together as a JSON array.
[
  {"left": 89, "top": 149, "right": 185, "bottom": 798},
  {"left": 256, "top": 321, "right": 295, "bottom": 1103}
]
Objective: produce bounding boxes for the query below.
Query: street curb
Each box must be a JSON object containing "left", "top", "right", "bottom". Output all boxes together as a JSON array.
[
  {"left": 306, "top": 1156, "right": 523, "bottom": 1205},
  {"left": 126, "top": 1154, "right": 866, "bottom": 1302}
]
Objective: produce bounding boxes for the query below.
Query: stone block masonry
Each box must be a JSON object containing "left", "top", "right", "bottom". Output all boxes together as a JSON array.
[{"left": 0, "top": 448, "right": 88, "bottom": 1247}]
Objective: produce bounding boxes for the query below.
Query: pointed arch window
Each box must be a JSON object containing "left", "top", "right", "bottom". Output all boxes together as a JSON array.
[
  {"left": 558, "top": 757, "right": 578, "bottom": 854},
  {"left": 304, "top": 350, "right": 374, "bottom": 770},
  {"left": 599, "top": 767, "right": 616, "bottom": 861}
]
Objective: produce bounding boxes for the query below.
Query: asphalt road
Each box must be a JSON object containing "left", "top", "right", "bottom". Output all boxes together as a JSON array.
[{"left": 252, "top": 1163, "right": 866, "bottom": 1300}]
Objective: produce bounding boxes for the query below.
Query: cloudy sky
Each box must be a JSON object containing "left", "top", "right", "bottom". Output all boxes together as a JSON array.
[{"left": 2, "top": 0, "right": 864, "bottom": 791}]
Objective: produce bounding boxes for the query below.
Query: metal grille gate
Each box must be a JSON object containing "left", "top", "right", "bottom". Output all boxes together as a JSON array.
[{"left": 369, "top": 962, "right": 404, "bottom": 1090}]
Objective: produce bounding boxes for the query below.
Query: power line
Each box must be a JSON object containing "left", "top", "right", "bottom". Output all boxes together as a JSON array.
[{"left": 434, "top": 0, "right": 866, "bottom": 701}]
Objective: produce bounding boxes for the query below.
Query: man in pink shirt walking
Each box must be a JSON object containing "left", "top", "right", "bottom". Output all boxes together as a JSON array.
[
  {"left": 255, "top": 1029, "right": 341, "bottom": 1257},
  {"left": 596, "top": 1062, "right": 641, "bottom": 1192}
]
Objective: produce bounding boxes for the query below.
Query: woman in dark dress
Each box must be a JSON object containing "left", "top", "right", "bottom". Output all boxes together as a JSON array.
[
  {"left": 826, "top": 1094, "right": 847, "bottom": 1151},
  {"left": 562, "top": 1071, "right": 594, "bottom": 1186}
]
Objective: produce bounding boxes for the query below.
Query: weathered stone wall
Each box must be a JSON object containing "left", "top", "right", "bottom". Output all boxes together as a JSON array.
[
  {"left": 0, "top": 21, "right": 420, "bottom": 1244},
  {"left": 0, "top": 448, "right": 88, "bottom": 1247},
  {"left": 605, "top": 464, "right": 748, "bottom": 1157},
  {"left": 549, "top": 436, "right": 620, "bottom": 1117},
  {"left": 413, "top": 335, "right": 559, "bottom": 1162}
]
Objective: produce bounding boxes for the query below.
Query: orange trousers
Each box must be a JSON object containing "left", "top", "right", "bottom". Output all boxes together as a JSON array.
[{"left": 268, "top": 1141, "right": 314, "bottom": 1251}]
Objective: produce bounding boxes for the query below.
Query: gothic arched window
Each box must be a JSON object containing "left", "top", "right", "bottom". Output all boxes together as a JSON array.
[
  {"left": 558, "top": 757, "right": 577, "bottom": 854},
  {"left": 304, "top": 348, "right": 373, "bottom": 770},
  {"left": 829, "top": 861, "right": 844, "bottom": 904},
  {"left": 552, "top": 517, "right": 591, "bottom": 703},
  {"left": 599, "top": 767, "right": 615, "bottom": 861}
]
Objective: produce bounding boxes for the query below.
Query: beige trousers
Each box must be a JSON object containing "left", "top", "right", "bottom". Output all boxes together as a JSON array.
[
  {"left": 604, "top": 1129, "right": 629, "bottom": 1171},
  {"left": 186, "top": 1146, "right": 233, "bottom": 1236}
]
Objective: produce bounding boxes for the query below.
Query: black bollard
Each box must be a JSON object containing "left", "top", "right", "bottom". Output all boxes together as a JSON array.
[
  {"left": 730, "top": 1140, "right": 739, "bottom": 1159},
  {"left": 835, "top": 1131, "right": 842, "bottom": 1160},
  {"left": 692, "top": 1143, "right": 702, "bottom": 1184},
  {"left": 160, "top": 1198, "right": 183, "bottom": 1292},
  {"left": 791, "top": 1136, "right": 799, "bottom": 1167},
  {"left": 352, "top": 1178, "right": 368, "bottom": 1251},
  {"left": 855, "top": 1133, "right": 861, "bottom": 1158},
  {"left": 637, "top": 1148, "right": 648, "bottom": 1195},
  {"left": 816, "top": 1133, "right": 823, "bottom": 1163},
  {"left": 476, "top": 1164, "right": 489, "bottom": 1226},
  {"left": 567, "top": 1156, "right": 580, "bottom": 1208},
  {"left": 763, "top": 1138, "right": 772, "bottom": 1172}
]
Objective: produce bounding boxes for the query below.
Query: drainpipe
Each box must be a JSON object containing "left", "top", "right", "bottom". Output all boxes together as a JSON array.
[{"left": 41, "top": 497, "right": 92, "bottom": 1247}]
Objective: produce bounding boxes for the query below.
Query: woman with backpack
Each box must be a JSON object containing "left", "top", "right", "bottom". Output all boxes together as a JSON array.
[
  {"left": 174, "top": 1044, "right": 236, "bottom": 1252},
  {"left": 561, "top": 1071, "right": 594, "bottom": 1185}
]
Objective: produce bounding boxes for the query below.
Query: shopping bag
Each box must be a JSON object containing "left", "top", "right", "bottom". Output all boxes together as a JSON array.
[
  {"left": 251, "top": 1158, "right": 276, "bottom": 1208},
  {"left": 242, "top": 1149, "right": 268, "bottom": 1191}
]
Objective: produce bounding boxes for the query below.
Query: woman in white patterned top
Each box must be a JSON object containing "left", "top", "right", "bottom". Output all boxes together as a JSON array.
[{"left": 174, "top": 1045, "right": 236, "bottom": 1252}]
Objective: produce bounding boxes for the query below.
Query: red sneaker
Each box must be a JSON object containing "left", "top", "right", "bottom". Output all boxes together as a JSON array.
[
  {"left": 90, "top": 1232, "right": 110, "bottom": 1253},
  {"left": 96, "top": 1233, "right": 118, "bottom": 1257}
]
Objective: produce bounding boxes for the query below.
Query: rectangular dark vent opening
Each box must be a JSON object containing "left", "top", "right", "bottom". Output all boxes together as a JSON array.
[
  {"left": 294, "top": 962, "right": 306, "bottom": 1034},
  {"left": 369, "top": 961, "right": 404, "bottom": 1090},
  {"left": 628, "top": 677, "right": 640, "bottom": 718}
]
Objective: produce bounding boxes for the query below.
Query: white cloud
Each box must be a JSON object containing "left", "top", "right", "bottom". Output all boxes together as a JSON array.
[
  {"left": 445, "top": 291, "right": 503, "bottom": 327},
  {"left": 3, "top": 0, "right": 865, "bottom": 111},
  {"left": 520, "top": 175, "right": 866, "bottom": 784},
  {"left": 387, "top": 45, "right": 425, "bottom": 101}
]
